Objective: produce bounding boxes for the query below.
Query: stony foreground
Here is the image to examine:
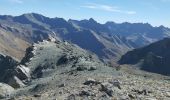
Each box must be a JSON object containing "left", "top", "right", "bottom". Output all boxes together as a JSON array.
[{"left": 13, "top": 68, "right": 170, "bottom": 100}]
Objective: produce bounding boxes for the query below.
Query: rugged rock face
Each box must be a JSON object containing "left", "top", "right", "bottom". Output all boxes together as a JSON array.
[
  {"left": 0, "top": 54, "right": 18, "bottom": 81},
  {"left": 119, "top": 38, "right": 170, "bottom": 75},
  {"left": 14, "top": 65, "right": 30, "bottom": 80},
  {"left": 0, "top": 54, "right": 30, "bottom": 89}
]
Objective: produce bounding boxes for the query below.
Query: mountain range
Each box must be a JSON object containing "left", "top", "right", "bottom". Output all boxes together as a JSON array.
[{"left": 1, "top": 13, "right": 170, "bottom": 61}]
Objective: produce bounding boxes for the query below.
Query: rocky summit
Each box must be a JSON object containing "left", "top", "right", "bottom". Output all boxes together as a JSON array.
[{"left": 0, "top": 38, "right": 169, "bottom": 100}]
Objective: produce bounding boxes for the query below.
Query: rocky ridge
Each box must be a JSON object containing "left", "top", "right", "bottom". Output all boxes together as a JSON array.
[{"left": 0, "top": 38, "right": 169, "bottom": 99}]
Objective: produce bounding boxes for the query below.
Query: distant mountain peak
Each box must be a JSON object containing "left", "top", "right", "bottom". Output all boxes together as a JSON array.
[
  {"left": 89, "top": 18, "right": 96, "bottom": 22},
  {"left": 21, "top": 13, "right": 44, "bottom": 17}
]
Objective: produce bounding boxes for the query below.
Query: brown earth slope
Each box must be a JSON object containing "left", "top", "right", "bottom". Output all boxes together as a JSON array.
[{"left": 0, "top": 27, "right": 30, "bottom": 60}]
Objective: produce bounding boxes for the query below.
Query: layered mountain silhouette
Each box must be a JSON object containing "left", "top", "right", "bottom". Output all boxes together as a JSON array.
[
  {"left": 0, "top": 13, "right": 170, "bottom": 61},
  {"left": 119, "top": 38, "right": 170, "bottom": 75}
]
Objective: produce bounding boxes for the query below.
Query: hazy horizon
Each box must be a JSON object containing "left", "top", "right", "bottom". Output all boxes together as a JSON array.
[
  {"left": 0, "top": 0, "right": 169, "bottom": 27},
  {"left": 0, "top": 12, "right": 169, "bottom": 29}
]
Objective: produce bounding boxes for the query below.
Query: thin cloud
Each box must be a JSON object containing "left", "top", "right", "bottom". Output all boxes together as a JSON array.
[
  {"left": 160, "top": 0, "right": 170, "bottom": 2},
  {"left": 10, "top": 0, "right": 23, "bottom": 4},
  {"left": 81, "top": 3, "right": 136, "bottom": 15},
  {"left": 82, "top": 5, "right": 97, "bottom": 9},
  {"left": 126, "top": 11, "right": 136, "bottom": 15}
]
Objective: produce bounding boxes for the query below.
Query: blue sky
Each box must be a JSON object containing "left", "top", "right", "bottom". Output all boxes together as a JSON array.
[{"left": 0, "top": 0, "right": 170, "bottom": 27}]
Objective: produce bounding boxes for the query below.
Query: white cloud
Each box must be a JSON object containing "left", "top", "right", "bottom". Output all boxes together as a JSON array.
[
  {"left": 126, "top": 11, "right": 136, "bottom": 15},
  {"left": 81, "top": 3, "right": 136, "bottom": 15},
  {"left": 81, "top": 5, "right": 97, "bottom": 9},
  {"left": 10, "top": 0, "right": 23, "bottom": 4},
  {"left": 99, "top": 5, "right": 120, "bottom": 12}
]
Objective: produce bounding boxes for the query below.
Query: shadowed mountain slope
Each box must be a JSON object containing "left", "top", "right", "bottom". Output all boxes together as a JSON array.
[{"left": 119, "top": 38, "right": 170, "bottom": 75}]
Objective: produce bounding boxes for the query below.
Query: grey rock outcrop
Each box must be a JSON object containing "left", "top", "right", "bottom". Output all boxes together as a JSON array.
[
  {"left": 14, "top": 65, "right": 30, "bottom": 80},
  {"left": 0, "top": 54, "right": 18, "bottom": 80},
  {"left": 0, "top": 54, "right": 30, "bottom": 89}
]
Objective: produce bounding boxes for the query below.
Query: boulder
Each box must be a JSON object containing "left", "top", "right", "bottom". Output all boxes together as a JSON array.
[
  {"left": 100, "top": 82, "right": 114, "bottom": 97},
  {"left": 76, "top": 66, "right": 88, "bottom": 71},
  {"left": 128, "top": 94, "right": 135, "bottom": 99},
  {"left": 84, "top": 78, "right": 100, "bottom": 85},
  {"left": 67, "top": 94, "right": 76, "bottom": 100},
  {"left": 109, "top": 79, "right": 121, "bottom": 89},
  {"left": 88, "top": 66, "right": 97, "bottom": 71},
  {"left": 79, "top": 90, "right": 91, "bottom": 96},
  {"left": 57, "top": 55, "right": 69, "bottom": 65},
  {"left": 165, "top": 92, "right": 170, "bottom": 97}
]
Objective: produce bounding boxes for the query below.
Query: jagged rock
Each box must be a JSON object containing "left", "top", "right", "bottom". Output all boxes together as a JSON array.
[
  {"left": 14, "top": 65, "right": 30, "bottom": 80},
  {"left": 0, "top": 54, "right": 18, "bottom": 80},
  {"left": 100, "top": 82, "right": 114, "bottom": 97},
  {"left": 67, "top": 94, "right": 76, "bottom": 100},
  {"left": 165, "top": 92, "right": 170, "bottom": 97},
  {"left": 58, "top": 83, "right": 65, "bottom": 88},
  {"left": 145, "top": 98, "right": 157, "bottom": 100},
  {"left": 47, "top": 36, "right": 56, "bottom": 42},
  {"left": 57, "top": 55, "right": 69, "bottom": 65},
  {"left": 7, "top": 76, "right": 25, "bottom": 88},
  {"left": 0, "top": 83, "right": 14, "bottom": 99},
  {"left": 31, "top": 83, "right": 47, "bottom": 93},
  {"left": 34, "top": 94, "right": 41, "bottom": 97},
  {"left": 76, "top": 66, "right": 88, "bottom": 71},
  {"left": 79, "top": 90, "right": 91, "bottom": 96},
  {"left": 128, "top": 94, "right": 135, "bottom": 99},
  {"left": 98, "top": 93, "right": 110, "bottom": 100},
  {"left": 0, "top": 61, "right": 29, "bottom": 89},
  {"left": 32, "top": 65, "right": 43, "bottom": 78},
  {"left": 132, "top": 89, "right": 150, "bottom": 95},
  {"left": 84, "top": 78, "right": 100, "bottom": 85},
  {"left": 20, "top": 46, "right": 34, "bottom": 64},
  {"left": 109, "top": 79, "right": 121, "bottom": 89},
  {"left": 88, "top": 66, "right": 97, "bottom": 71}
]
